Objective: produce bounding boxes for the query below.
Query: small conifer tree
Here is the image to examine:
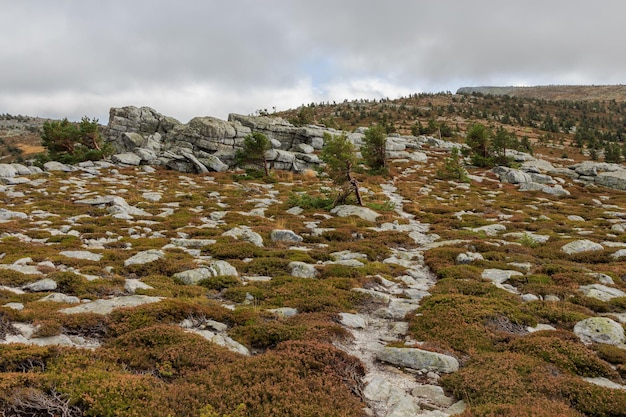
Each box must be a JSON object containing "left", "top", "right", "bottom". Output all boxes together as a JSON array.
[{"left": 235, "top": 132, "right": 271, "bottom": 176}]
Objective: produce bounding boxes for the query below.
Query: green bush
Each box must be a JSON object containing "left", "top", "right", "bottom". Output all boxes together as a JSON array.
[{"left": 37, "top": 117, "right": 113, "bottom": 165}]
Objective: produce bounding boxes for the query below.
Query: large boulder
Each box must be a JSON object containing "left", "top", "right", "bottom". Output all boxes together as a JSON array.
[
  {"left": 574, "top": 317, "right": 625, "bottom": 345},
  {"left": 561, "top": 240, "right": 604, "bottom": 255},
  {"left": 596, "top": 170, "right": 626, "bottom": 191}
]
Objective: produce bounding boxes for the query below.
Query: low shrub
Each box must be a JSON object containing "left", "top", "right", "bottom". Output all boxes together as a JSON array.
[{"left": 409, "top": 294, "right": 536, "bottom": 354}]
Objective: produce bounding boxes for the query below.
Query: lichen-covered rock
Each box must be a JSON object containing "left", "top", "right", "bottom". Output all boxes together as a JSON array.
[
  {"left": 223, "top": 226, "right": 264, "bottom": 247},
  {"left": 271, "top": 229, "right": 303, "bottom": 242},
  {"left": 376, "top": 346, "right": 459, "bottom": 373},
  {"left": 288, "top": 261, "right": 318, "bottom": 278},
  {"left": 579, "top": 284, "right": 626, "bottom": 301},
  {"left": 561, "top": 239, "right": 604, "bottom": 254},
  {"left": 330, "top": 205, "right": 380, "bottom": 222},
  {"left": 574, "top": 317, "right": 625, "bottom": 345},
  {"left": 60, "top": 295, "right": 163, "bottom": 315},
  {"left": 481, "top": 269, "right": 523, "bottom": 285},
  {"left": 124, "top": 249, "right": 165, "bottom": 266}
]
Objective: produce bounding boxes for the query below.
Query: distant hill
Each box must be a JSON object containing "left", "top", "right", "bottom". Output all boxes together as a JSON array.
[{"left": 456, "top": 85, "right": 626, "bottom": 101}]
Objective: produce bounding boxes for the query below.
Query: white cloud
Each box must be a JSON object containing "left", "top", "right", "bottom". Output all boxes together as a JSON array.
[{"left": 1, "top": 0, "right": 625, "bottom": 121}]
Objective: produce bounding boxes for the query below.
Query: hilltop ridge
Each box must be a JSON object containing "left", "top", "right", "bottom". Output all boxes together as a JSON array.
[{"left": 457, "top": 85, "right": 626, "bottom": 101}]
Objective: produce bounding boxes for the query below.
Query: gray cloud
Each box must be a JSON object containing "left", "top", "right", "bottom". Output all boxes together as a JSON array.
[{"left": 1, "top": 0, "right": 625, "bottom": 122}]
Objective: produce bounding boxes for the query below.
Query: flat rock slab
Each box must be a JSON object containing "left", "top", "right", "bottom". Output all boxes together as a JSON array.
[
  {"left": 60, "top": 295, "right": 163, "bottom": 315},
  {"left": 60, "top": 251, "right": 103, "bottom": 261},
  {"left": 186, "top": 329, "right": 250, "bottom": 356},
  {"left": 22, "top": 278, "right": 57, "bottom": 292},
  {"left": 561, "top": 239, "right": 604, "bottom": 254},
  {"left": 481, "top": 269, "right": 523, "bottom": 285},
  {"left": 124, "top": 249, "right": 165, "bottom": 266},
  {"left": 331, "top": 205, "right": 380, "bottom": 223},
  {"left": 338, "top": 312, "right": 368, "bottom": 329},
  {"left": 376, "top": 346, "right": 459, "bottom": 373},
  {"left": 579, "top": 284, "right": 626, "bottom": 301},
  {"left": 38, "top": 293, "right": 80, "bottom": 304}
]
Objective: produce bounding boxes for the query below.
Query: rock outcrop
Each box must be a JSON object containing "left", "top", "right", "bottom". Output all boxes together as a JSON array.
[{"left": 104, "top": 105, "right": 429, "bottom": 174}]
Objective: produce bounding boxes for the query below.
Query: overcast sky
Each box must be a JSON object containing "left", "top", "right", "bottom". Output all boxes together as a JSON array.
[{"left": 1, "top": 0, "right": 624, "bottom": 123}]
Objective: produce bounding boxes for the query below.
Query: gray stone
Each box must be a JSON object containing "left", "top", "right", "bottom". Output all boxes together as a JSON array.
[
  {"left": 169, "top": 239, "right": 216, "bottom": 249},
  {"left": 596, "top": 170, "right": 626, "bottom": 191},
  {"left": 495, "top": 167, "right": 532, "bottom": 184},
  {"left": 481, "top": 269, "right": 523, "bottom": 284},
  {"left": 561, "top": 239, "right": 604, "bottom": 254},
  {"left": 567, "top": 215, "right": 585, "bottom": 222},
  {"left": 330, "top": 205, "right": 380, "bottom": 222},
  {"left": 142, "top": 192, "right": 162, "bottom": 202},
  {"left": 187, "top": 329, "right": 250, "bottom": 356},
  {"left": 411, "top": 384, "right": 455, "bottom": 407},
  {"left": 125, "top": 279, "right": 154, "bottom": 294},
  {"left": 0, "top": 164, "right": 18, "bottom": 177},
  {"left": 455, "top": 252, "right": 485, "bottom": 264},
  {"left": 574, "top": 317, "right": 625, "bottom": 345},
  {"left": 209, "top": 260, "right": 238, "bottom": 277},
  {"left": 112, "top": 153, "right": 142, "bottom": 166},
  {"left": 174, "top": 261, "right": 238, "bottom": 285},
  {"left": 468, "top": 224, "right": 506, "bottom": 236},
  {"left": 271, "top": 229, "right": 303, "bottom": 242},
  {"left": 579, "top": 284, "right": 626, "bottom": 301},
  {"left": 0, "top": 208, "right": 28, "bottom": 221},
  {"left": 124, "top": 249, "right": 165, "bottom": 266},
  {"left": 288, "top": 261, "right": 318, "bottom": 278},
  {"left": 223, "top": 226, "right": 264, "bottom": 247},
  {"left": 338, "top": 312, "right": 367, "bottom": 329},
  {"left": 38, "top": 293, "right": 80, "bottom": 304},
  {"left": 22, "top": 278, "right": 57, "bottom": 292},
  {"left": 43, "top": 161, "right": 73, "bottom": 172},
  {"left": 611, "top": 249, "right": 626, "bottom": 259},
  {"left": 61, "top": 295, "right": 163, "bottom": 315},
  {"left": 582, "top": 377, "right": 626, "bottom": 390},
  {"left": 377, "top": 346, "right": 459, "bottom": 373},
  {"left": 199, "top": 155, "right": 229, "bottom": 172},
  {"left": 2, "top": 302, "right": 24, "bottom": 310},
  {"left": 60, "top": 251, "right": 103, "bottom": 261},
  {"left": 330, "top": 250, "right": 368, "bottom": 261},
  {"left": 267, "top": 307, "right": 298, "bottom": 318}
]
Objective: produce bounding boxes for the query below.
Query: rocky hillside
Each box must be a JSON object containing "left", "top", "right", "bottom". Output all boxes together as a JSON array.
[
  {"left": 0, "top": 110, "right": 625, "bottom": 416},
  {"left": 457, "top": 85, "right": 626, "bottom": 102}
]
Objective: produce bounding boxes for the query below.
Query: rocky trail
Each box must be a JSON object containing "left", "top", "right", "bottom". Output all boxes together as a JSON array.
[{"left": 1, "top": 111, "right": 626, "bottom": 415}]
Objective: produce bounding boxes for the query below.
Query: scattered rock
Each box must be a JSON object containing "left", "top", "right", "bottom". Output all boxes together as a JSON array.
[
  {"left": 267, "top": 307, "right": 298, "bottom": 318},
  {"left": 60, "top": 251, "right": 103, "bottom": 261},
  {"left": 481, "top": 269, "right": 523, "bottom": 285},
  {"left": 223, "top": 226, "right": 264, "bottom": 247},
  {"left": 288, "top": 261, "right": 318, "bottom": 278},
  {"left": 174, "top": 260, "right": 238, "bottom": 285},
  {"left": 22, "top": 278, "right": 57, "bottom": 292},
  {"left": 330, "top": 205, "right": 380, "bottom": 222},
  {"left": 456, "top": 252, "right": 484, "bottom": 264},
  {"left": 270, "top": 229, "right": 303, "bottom": 242},
  {"left": 376, "top": 347, "right": 459, "bottom": 373},
  {"left": 338, "top": 313, "right": 367, "bottom": 329},
  {"left": 38, "top": 293, "right": 80, "bottom": 304},
  {"left": 561, "top": 239, "right": 604, "bottom": 254},
  {"left": 61, "top": 295, "right": 163, "bottom": 315},
  {"left": 579, "top": 284, "right": 626, "bottom": 301},
  {"left": 125, "top": 279, "right": 154, "bottom": 294},
  {"left": 124, "top": 249, "right": 165, "bottom": 266},
  {"left": 574, "top": 317, "right": 625, "bottom": 345}
]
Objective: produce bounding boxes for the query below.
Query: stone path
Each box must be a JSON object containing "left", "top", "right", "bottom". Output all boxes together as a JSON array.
[{"left": 335, "top": 179, "right": 465, "bottom": 417}]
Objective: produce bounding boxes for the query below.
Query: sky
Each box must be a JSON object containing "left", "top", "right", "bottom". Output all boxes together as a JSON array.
[{"left": 1, "top": 0, "right": 624, "bottom": 123}]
